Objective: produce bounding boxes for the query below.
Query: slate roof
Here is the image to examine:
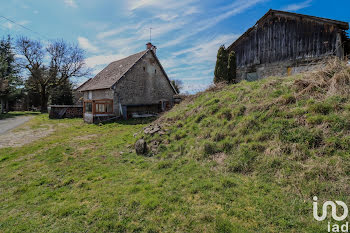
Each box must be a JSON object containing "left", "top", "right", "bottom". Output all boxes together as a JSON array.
[{"left": 78, "top": 50, "right": 148, "bottom": 91}]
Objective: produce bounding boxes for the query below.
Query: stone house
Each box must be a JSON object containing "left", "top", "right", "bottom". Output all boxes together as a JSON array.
[
  {"left": 77, "top": 43, "right": 177, "bottom": 123},
  {"left": 227, "top": 9, "right": 350, "bottom": 81}
]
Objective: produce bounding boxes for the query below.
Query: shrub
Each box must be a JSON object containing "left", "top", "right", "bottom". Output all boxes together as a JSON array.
[
  {"left": 228, "top": 144, "right": 258, "bottom": 173},
  {"left": 213, "top": 132, "right": 225, "bottom": 142},
  {"left": 215, "top": 217, "right": 234, "bottom": 233},
  {"left": 281, "top": 94, "right": 296, "bottom": 105},
  {"left": 306, "top": 115, "right": 324, "bottom": 125},
  {"left": 309, "top": 102, "right": 333, "bottom": 115},
  {"left": 195, "top": 114, "right": 207, "bottom": 123},
  {"left": 220, "top": 109, "right": 232, "bottom": 121},
  {"left": 280, "top": 128, "right": 323, "bottom": 149},
  {"left": 203, "top": 141, "right": 219, "bottom": 157},
  {"left": 235, "top": 105, "right": 246, "bottom": 117}
]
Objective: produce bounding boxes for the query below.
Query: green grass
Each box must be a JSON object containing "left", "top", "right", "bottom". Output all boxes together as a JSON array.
[
  {"left": 2, "top": 65, "right": 350, "bottom": 232},
  {"left": 0, "top": 114, "right": 322, "bottom": 232},
  {"left": 141, "top": 70, "right": 350, "bottom": 231},
  {"left": 0, "top": 111, "right": 41, "bottom": 120}
]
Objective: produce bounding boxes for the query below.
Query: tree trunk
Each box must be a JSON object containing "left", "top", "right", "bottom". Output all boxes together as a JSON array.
[
  {"left": 40, "top": 85, "right": 48, "bottom": 113},
  {"left": 5, "top": 98, "right": 8, "bottom": 113},
  {"left": 0, "top": 97, "right": 3, "bottom": 114}
]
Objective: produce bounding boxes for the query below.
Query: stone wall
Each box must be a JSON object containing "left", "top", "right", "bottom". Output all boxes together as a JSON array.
[
  {"left": 114, "top": 52, "right": 176, "bottom": 109},
  {"left": 82, "top": 89, "right": 114, "bottom": 100},
  {"left": 80, "top": 51, "right": 176, "bottom": 120},
  {"left": 237, "top": 59, "right": 326, "bottom": 81},
  {"left": 49, "top": 105, "right": 83, "bottom": 119}
]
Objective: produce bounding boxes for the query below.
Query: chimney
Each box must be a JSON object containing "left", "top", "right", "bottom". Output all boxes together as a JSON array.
[{"left": 146, "top": 42, "right": 157, "bottom": 54}]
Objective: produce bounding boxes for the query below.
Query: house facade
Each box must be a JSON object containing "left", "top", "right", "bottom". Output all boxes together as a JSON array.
[
  {"left": 77, "top": 43, "right": 177, "bottom": 123},
  {"left": 227, "top": 10, "right": 350, "bottom": 81}
]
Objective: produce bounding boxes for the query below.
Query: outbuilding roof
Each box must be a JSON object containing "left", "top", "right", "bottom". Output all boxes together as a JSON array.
[
  {"left": 228, "top": 9, "right": 349, "bottom": 51},
  {"left": 77, "top": 50, "right": 148, "bottom": 92}
]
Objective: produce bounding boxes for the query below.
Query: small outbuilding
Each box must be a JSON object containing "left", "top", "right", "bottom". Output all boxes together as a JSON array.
[
  {"left": 77, "top": 43, "right": 178, "bottom": 123},
  {"left": 227, "top": 9, "right": 350, "bottom": 81}
]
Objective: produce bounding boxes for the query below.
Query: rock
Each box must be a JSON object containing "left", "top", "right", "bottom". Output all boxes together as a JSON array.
[
  {"left": 135, "top": 139, "right": 147, "bottom": 155},
  {"left": 144, "top": 125, "right": 161, "bottom": 135},
  {"left": 149, "top": 127, "right": 160, "bottom": 134},
  {"left": 133, "top": 133, "right": 138, "bottom": 137},
  {"left": 149, "top": 141, "right": 161, "bottom": 153},
  {"left": 144, "top": 128, "right": 151, "bottom": 134}
]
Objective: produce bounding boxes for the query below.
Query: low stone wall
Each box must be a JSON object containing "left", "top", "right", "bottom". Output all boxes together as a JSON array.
[
  {"left": 237, "top": 59, "right": 326, "bottom": 81},
  {"left": 49, "top": 105, "right": 83, "bottom": 119}
]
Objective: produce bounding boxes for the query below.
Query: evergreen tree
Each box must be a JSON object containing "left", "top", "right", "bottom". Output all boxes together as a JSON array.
[
  {"left": 50, "top": 79, "right": 73, "bottom": 105},
  {"left": 214, "top": 45, "right": 228, "bottom": 84},
  {"left": 0, "top": 36, "right": 21, "bottom": 113},
  {"left": 227, "top": 51, "right": 237, "bottom": 83},
  {"left": 171, "top": 79, "right": 183, "bottom": 94}
]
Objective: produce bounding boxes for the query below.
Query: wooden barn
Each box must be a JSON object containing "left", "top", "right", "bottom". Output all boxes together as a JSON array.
[
  {"left": 77, "top": 43, "right": 177, "bottom": 123},
  {"left": 227, "top": 9, "right": 350, "bottom": 81}
]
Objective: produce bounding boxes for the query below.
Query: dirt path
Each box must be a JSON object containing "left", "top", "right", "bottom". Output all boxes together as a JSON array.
[
  {"left": 0, "top": 116, "right": 33, "bottom": 135},
  {"left": 0, "top": 116, "right": 54, "bottom": 149}
]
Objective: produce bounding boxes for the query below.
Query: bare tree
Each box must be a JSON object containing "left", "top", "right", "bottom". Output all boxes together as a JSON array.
[
  {"left": 171, "top": 79, "right": 183, "bottom": 94},
  {"left": 47, "top": 40, "right": 89, "bottom": 85},
  {"left": 16, "top": 37, "right": 47, "bottom": 111},
  {"left": 17, "top": 37, "right": 89, "bottom": 112}
]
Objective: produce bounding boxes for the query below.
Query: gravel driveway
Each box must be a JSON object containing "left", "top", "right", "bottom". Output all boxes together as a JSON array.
[{"left": 0, "top": 116, "right": 33, "bottom": 135}]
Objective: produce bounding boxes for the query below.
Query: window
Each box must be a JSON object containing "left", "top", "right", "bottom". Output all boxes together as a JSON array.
[
  {"left": 96, "top": 103, "right": 105, "bottom": 113},
  {"left": 95, "top": 101, "right": 113, "bottom": 113},
  {"left": 246, "top": 72, "right": 259, "bottom": 81},
  {"left": 106, "top": 103, "right": 112, "bottom": 113},
  {"left": 85, "top": 102, "right": 92, "bottom": 113},
  {"left": 155, "top": 69, "right": 157, "bottom": 74}
]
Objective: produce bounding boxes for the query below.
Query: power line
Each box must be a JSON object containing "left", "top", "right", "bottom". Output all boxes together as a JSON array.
[{"left": 0, "top": 15, "right": 51, "bottom": 41}]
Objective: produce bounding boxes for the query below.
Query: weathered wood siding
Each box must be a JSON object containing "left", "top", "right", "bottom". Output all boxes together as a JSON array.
[{"left": 231, "top": 14, "right": 342, "bottom": 68}]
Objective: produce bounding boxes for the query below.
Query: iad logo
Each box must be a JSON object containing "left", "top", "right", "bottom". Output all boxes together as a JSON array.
[{"left": 313, "top": 196, "right": 349, "bottom": 232}]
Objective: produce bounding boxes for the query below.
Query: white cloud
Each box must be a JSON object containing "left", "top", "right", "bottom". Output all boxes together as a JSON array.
[
  {"left": 181, "top": 83, "right": 209, "bottom": 94},
  {"left": 3, "top": 22, "right": 14, "bottom": 29},
  {"left": 80, "top": 0, "right": 264, "bottom": 93},
  {"left": 281, "top": 0, "right": 312, "bottom": 11},
  {"left": 97, "top": 22, "right": 144, "bottom": 39},
  {"left": 172, "top": 34, "right": 239, "bottom": 62},
  {"left": 160, "top": 0, "right": 264, "bottom": 48},
  {"left": 18, "top": 20, "right": 30, "bottom": 26},
  {"left": 155, "top": 13, "right": 179, "bottom": 21},
  {"left": 97, "top": 28, "right": 127, "bottom": 40},
  {"left": 78, "top": 37, "right": 99, "bottom": 53},
  {"left": 64, "top": 0, "right": 77, "bottom": 8},
  {"left": 2, "top": 20, "right": 29, "bottom": 30},
  {"left": 85, "top": 54, "right": 126, "bottom": 68},
  {"left": 161, "top": 33, "right": 238, "bottom": 92},
  {"left": 184, "top": 6, "right": 200, "bottom": 16},
  {"left": 127, "top": 0, "right": 197, "bottom": 11}
]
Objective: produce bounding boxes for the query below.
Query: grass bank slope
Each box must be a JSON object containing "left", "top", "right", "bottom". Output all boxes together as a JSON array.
[
  {"left": 1, "top": 60, "right": 350, "bottom": 232},
  {"left": 141, "top": 59, "right": 350, "bottom": 230}
]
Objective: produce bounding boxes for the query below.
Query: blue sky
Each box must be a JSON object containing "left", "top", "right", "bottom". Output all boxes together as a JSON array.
[{"left": 0, "top": 0, "right": 349, "bottom": 93}]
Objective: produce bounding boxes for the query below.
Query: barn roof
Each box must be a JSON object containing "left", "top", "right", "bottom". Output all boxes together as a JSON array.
[
  {"left": 228, "top": 9, "right": 349, "bottom": 51},
  {"left": 77, "top": 50, "right": 148, "bottom": 92}
]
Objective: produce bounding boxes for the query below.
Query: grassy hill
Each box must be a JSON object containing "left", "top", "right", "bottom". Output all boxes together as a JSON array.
[{"left": 1, "top": 59, "right": 350, "bottom": 232}]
